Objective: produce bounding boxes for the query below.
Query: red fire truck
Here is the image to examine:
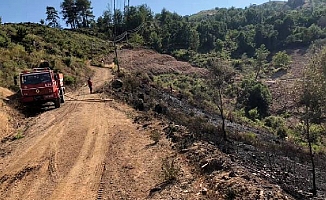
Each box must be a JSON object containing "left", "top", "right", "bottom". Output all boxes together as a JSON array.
[{"left": 18, "top": 67, "right": 65, "bottom": 108}]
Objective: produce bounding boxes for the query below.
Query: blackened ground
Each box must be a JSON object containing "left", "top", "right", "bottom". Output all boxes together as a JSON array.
[{"left": 105, "top": 73, "right": 326, "bottom": 200}]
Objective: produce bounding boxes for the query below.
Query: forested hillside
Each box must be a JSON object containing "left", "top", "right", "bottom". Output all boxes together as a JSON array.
[
  {"left": 88, "top": 0, "right": 326, "bottom": 57},
  {"left": 2, "top": 0, "right": 326, "bottom": 88},
  {"left": 0, "top": 23, "right": 111, "bottom": 89}
]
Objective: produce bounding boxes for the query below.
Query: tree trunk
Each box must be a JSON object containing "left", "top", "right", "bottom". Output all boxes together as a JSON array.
[
  {"left": 218, "top": 89, "right": 227, "bottom": 140},
  {"left": 309, "top": 140, "right": 317, "bottom": 196},
  {"left": 306, "top": 106, "right": 317, "bottom": 196},
  {"left": 255, "top": 65, "right": 261, "bottom": 80}
]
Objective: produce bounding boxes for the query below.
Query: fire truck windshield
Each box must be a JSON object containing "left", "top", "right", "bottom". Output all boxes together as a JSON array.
[{"left": 21, "top": 73, "right": 52, "bottom": 85}]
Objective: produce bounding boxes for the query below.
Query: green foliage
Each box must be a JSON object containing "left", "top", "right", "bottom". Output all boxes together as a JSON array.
[
  {"left": 46, "top": 6, "right": 60, "bottom": 28},
  {"left": 172, "top": 49, "right": 194, "bottom": 62},
  {"left": 238, "top": 79, "right": 272, "bottom": 118},
  {"left": 161, "top": 157, "right": 180, "bottom": 182},
  {"left": 150, "top": 130, "right": 161, "bottom": 144},
  {"left": 0, "top": 33, "right": 10, "bottom": 48},
  {"left": 61, "top": 0, "right": 94, "bottom": 29},
  {"left": 149, "top": 31, "right": 162, "bottom": 52},
  {"left": 129, "top": 33, "right": 144, "bottom": 45},
  {"left": 155, "top": 74, "right": 207, "bottom": 101},
  {"left": 264, "top": 116, "right": 285, "bottom": 129},
  {"left": 272, "top": 51, "right": 291, "bottom": 69},
  {"left": 0, "top": 23, "right": 111, "bottom": 88},
  {"left": 64, "top": 75, "right": 76, "bottom": 85},
  {"left": 14, "top": 130, "right": 24, "bottom": 140},
  {"left": 276, "top": 126, "right": 288, "bottom": 139},
  {"left": 248, "top": 108, "right": 260, "bottom": 121},
  {"left": 254, "top": 44, "right": 270, "bottom": 79},
  {"left": 237, "top": 132, "right": 258, "bottom": 145}
]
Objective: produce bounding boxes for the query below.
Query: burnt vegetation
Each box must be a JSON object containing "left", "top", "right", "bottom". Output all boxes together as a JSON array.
[{"left": 2, "top": 0, "right": 326, "bottom": 198}]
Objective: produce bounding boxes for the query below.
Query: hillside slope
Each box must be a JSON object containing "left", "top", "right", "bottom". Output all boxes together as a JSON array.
[{"left": 0, "top": 58, "right": 295, "bottom": 200}]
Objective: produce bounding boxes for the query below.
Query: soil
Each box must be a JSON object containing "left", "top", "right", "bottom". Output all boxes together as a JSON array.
[
  {"left": 105, "top": 48, "right": 209, "bottom": 76},
  {"left": 0, "top": 65, "right": 174, "bottom": 200},
  {"left": 0, "top": 49, "right": 317, "bottom": 200}
]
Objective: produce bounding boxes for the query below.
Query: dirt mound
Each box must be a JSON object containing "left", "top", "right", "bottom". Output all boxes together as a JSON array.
[
  {"left": 0, "top": 87, "right": 14, "bottom": 98},
  {"left": 106, "top": 49, "right": 209, "bottom": 76},
  {"left": 0, "top": 87, "right": 17, "bottom": 140}
]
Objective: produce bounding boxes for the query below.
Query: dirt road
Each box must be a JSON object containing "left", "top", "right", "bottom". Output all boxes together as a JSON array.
[{"left": 0, "top": 66, "right": 170, "bottom": 200}]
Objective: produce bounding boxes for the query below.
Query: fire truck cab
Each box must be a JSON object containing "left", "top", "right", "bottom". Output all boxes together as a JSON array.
[{"left": 19, "top": 67, "right": 65, "bottom": 108}]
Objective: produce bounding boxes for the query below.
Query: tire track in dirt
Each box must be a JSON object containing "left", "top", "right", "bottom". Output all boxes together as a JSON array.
[
  {"left": 0, "top": 66, "right": 113, "bottom": 200},
  {"left": 49, "top": 102, "right": 111, "bottom": 200},
  {"left": 0, "top": 103, "right": 79, "bottom": 200},
  {"left": 0, "top": 65, "right": 174, "bottom": 200}
]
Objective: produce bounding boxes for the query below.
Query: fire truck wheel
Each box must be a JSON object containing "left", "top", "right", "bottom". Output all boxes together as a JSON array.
[{"left": 54, "top": 98, "right": 61, "bottom": 108}]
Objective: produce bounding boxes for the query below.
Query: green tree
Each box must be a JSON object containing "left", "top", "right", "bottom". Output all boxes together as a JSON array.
[
  {"left": 298, "top": 48, "right": 326, "bottom": 196},
  {"left": 149, "top": 31, "right": 162, "bottom": 52},
  {"left": 0, "top": 16, "right": 2, "bottom": 24},
  {"left": 189, "top": 28, "right": 199, "bottom": 51},
  {"left": 272, "top": 51, "right": 291, "bottom": 69},
  {"left": 97, "top": 10, "right": 113, "bottom": 38},
  {"left": 46, "top": 6, "right": 60, "bottom": 28},
  {"left": 254, "top": 44, "right": 269, "bottom": 80},
  {"left": 75, "top": 0, "right": 94, "bottom": 28},
  {"left": 209, "top": 58, "right": 235, "bottom": 140},
  {"left": 61, "top": 0, "right": 78, "bottom": 29},
  {"left": 238, "top": 79, "right": 272, "bottom": 118}
]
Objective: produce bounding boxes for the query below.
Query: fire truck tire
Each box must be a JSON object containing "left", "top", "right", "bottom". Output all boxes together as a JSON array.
[{"left": 54, "top": 98, "right": 61, "bottom": 108}]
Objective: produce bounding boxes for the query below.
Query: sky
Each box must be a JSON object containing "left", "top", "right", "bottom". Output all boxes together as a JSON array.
[{"left": 0, "top": 0, "right": 269, "bottom": 24}]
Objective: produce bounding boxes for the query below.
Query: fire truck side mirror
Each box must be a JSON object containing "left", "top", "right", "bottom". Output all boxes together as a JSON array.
[
  {"left": 14, "top": 75, "right": 18, "bottom": 85},
  {"left": 54, "top": 74, "right": 58, "bottom": 80}
]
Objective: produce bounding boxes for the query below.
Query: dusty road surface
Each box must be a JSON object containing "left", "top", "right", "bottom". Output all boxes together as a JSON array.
[{"left": 0, "top": 66, "right": 170, "bottom": 200}]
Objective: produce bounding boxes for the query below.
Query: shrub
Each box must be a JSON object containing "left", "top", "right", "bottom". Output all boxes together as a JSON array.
[
  {"left": 150, "top": 130, "right": 161, "bottom": 144},
  {"left": 238, "top": 79, "right": 272, "bottom": 118},
  {"left": 14, "top": 130, "right": 24, "bottom": 140},
  {"left": 264, "top": 116, "right": 285, "bottom": 129},
  {"left": 172, "top": 49, "right": 193, "bottom": 62},
  {"left": 64, "top": 75, "right": 76, "bottom": 85},
  {"left": 309, "top": 124, "right": 324, "bottom": 144},
  {"left": 161, "top": 157, "right": 180, "bottom": 182},
  {"left": 277, "top": 126, "right": 288, "bottom": 139},
  {"left": 248, "top": 108, "right": 259, "bottom": 121},
  {"left": 63, "top": 57, "right": 73, "bottom": 67},
  {"left": 129, "top": 33, "right": 144, "bottom": 45}
]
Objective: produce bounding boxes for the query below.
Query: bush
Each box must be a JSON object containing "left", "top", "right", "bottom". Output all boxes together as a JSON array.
[
  {"left": 161, "top": 157, "right": 180, "bottom": 182},
  {"left": 238, "top": 79, "right": 272, "bottom": 118},
  {"left": 277, "top": 126, "right": 288, "bottom": 139},
  {"left": 129, "top": 33, "right": 144, "bottom": 46},
  {"left": 172, "top": 49, "right": 194, "bottom": 62},
  {"left": 150, "top": 130, "right": 161, "bottom": 144},
  {"left": 64, "top": 75, "right": 76, "bottom": 85},
  {"left": 237, "top": 132, "right": 257, "bottom": 145},
  {"left": 248, "top": 108, "right": 259, "bottom": 121},
  {"left": 264, "top": 116, "right": 285, "bottom": 129},
  {"left": 63, "top": 57, "right": 73, "bottom": 67}
]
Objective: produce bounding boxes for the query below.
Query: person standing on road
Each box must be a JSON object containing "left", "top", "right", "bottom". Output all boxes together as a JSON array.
[{"left": 87, "top": 77, "right": 93, "bottom": 94}]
